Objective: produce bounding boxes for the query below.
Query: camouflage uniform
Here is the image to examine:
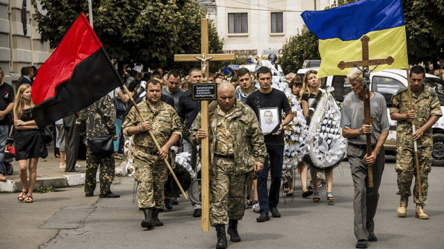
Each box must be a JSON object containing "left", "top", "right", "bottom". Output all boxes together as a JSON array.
[
  {"left": 390, "top": 86, "right": 442, "bottom": 206},
  {"left": 76, "top": 96, "right": 116, "bottom": 195},
  {"left": 122, "top": 101, "right": 181, "bottom": 209},
  {"left": 190, "top": 99, "right": 267, "bottom": 226}
]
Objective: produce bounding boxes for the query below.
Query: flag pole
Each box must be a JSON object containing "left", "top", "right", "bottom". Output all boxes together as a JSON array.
[{"left": 405, "top": 68, "right": 422, "bottom": 197}]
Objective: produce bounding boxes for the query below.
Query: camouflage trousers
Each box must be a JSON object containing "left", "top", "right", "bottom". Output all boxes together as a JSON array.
[
  {"left": 395, "top": 144, "right": 432, "bottom": 206},
  {"left": 84, "top": 151, "right": 115, "bottom": 195},
  {"left": 133, "top": 147, "right": 169, "bottom": 209},
  {"left": 210, "top": 156, "right": 249, "bottom": 227}
]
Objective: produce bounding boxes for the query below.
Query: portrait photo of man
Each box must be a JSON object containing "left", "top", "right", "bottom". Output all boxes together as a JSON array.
[{"left": 259, "top": 108, "right": 279, "bottom": 134}]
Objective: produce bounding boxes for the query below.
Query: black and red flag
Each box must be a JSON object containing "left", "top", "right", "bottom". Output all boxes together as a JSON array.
[{"left": 31, "top": 13, "right": 122, "bottom": 127}]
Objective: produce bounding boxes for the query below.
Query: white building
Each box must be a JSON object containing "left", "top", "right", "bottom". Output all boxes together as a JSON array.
[
  {"left": 198, "top": 0, "right": 337, "bottom": 57},
  {"left": 0, "top": 0, "right": 51, "bottom": 86}
]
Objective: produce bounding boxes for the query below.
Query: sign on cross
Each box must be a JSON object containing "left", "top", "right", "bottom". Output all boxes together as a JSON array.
[
  {"left": 174, "top": 18, "right": 236, "bottom": 232},
  {"left": 337, "top": 35, "right": 394, "bottom": 188}
]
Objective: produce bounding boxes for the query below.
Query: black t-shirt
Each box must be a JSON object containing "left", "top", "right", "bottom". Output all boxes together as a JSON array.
[
  {"left": 302, "top": 93, "right": 316, "bottom": 103},
  {"left": 0, "top": 82, "right": 15, "bottom": 125},
  {"left": 245, "top": 88, "right": 291, "bottom": 146}
]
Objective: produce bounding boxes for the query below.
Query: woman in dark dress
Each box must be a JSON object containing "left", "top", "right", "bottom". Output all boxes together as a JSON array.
[
  {"left": 301, "top": 70, "right": 334, "bottom": 204},
  {"left": 14, "top": 84, "right": 47, "bottom": 203}
]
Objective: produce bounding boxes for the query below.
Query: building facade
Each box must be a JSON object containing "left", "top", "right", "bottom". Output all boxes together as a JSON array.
[
  {"left": 198, "top": 0, "right": 337, "bottom": 57},
  {"left": 0, "top": 0, "right": 51, "bottom": 87}
]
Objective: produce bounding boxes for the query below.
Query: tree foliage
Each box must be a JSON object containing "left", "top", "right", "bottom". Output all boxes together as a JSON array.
[
  {"left": 31, "top": 0, "right": 225, "bottom": 74},
  {"left": 280, "top": 27, "right": 320, "bottom": 74},
  {"left": 403, "top": 0, "right": 444, "bottom": 68}
]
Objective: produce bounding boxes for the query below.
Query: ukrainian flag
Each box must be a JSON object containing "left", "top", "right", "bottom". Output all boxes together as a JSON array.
[{"left": 301, "top": 0, "right": 409, "bottom": 78}]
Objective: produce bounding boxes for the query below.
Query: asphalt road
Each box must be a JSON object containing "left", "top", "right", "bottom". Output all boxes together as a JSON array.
[{"left": 1, "top": 158, "right": 443, "bottom": 249}]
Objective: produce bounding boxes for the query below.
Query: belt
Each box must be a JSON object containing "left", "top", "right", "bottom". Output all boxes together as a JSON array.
[
  {"left": 215, "top": 153, "right": 234, "bottom": 159},
  {"left": 348, "top": 142, "right": 375, "bottom": 149}
]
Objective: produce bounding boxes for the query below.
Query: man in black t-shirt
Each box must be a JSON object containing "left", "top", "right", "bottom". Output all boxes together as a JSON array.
[
  {"left": 245, "top": 66, "right": 293, "bottom": 222},
  {"left": 177, "top": 67, "right": 204, "bottom": 218},
  {"left": 0, "top": 67, "right": 15, "bottom": 181}
]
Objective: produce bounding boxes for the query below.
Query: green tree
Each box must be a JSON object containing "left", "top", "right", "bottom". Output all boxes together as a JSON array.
[
  {"left": 31, "top": 0, "right": 225, "bottom": 74},
  {"left": 280, "top": 26, "right": 320, "bottom": 74},
  {"left": 402, "top": 0, "right": 444, "bottom": 69}
]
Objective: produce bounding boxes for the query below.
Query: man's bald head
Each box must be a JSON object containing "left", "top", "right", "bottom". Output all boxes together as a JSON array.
[
  {"left": 218, "top": 82, "right": 235, "bottom": 94},
  {"left": 217, "top": 83, "right": 236, "bottom": 112}
]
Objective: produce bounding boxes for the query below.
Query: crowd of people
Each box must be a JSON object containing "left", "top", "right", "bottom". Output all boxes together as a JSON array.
[{"left": 0, "top": 62, "right": 440, "bottom": 249}]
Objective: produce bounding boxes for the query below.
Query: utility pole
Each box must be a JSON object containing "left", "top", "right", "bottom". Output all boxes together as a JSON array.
[{"left": 88, "top": 0, "right": 93, "bottom": 28}]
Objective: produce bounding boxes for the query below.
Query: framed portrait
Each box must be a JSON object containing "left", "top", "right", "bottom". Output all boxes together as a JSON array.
[{"left": 258, "top": 107, "right": 280, "bottom": 134}]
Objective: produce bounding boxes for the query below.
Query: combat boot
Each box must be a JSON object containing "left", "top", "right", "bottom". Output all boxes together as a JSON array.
[
  {"left": 415, "top": 204, "right": 429, "bottom": 220},
  {"left": 227, "top": 219, "right": 241, "bottom": 242},
  {"left": 215, "top": 224, "right": 227, "bottom": 249},
  {"left": 141, "top": 208, "right": 155, "bottom": 229},
  {"left": 397, "top": 196, "right": 408, "bottom": 217},
  {"left": 152, "top": 208, "right": 164, "bottom": 226}
]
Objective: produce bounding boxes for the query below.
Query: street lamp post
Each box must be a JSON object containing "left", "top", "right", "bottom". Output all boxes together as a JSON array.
[{"left": 88, "top": 0, "right": 93, "bottom": 28}]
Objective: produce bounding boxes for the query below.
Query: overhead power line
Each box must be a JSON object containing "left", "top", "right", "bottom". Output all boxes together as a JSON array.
[{"left": 216, "top": 5, "right": 305, "bottom": 13}]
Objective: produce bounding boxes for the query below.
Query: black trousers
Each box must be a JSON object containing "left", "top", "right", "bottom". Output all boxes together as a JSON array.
[{"left": 63, "top": 113, "right": 79, "bottom": 172}]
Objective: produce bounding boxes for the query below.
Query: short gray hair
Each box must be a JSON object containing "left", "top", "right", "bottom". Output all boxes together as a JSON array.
[
  {"left": 347, "top": 68, "right": 363, "bottom": 82},
  {"left": 285, "top": 73, "right": 296, "bottom": 78}
]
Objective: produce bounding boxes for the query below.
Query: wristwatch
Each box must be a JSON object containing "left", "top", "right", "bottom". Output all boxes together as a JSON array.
[{"left": 359, "top": 127, "right": 363, "bottom": 135}]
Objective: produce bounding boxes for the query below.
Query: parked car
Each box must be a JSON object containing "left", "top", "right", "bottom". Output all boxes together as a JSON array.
[
  {"left": 297, "top": 68, "right": 444, "bottom": 166},
  {"left": 302, "top": 60, "right": 322, "bottom": 68}
]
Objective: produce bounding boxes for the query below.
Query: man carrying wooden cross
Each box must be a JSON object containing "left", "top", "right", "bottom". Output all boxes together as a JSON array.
[
  {"left": 341, "top": 68, "right": 389, "bottom": 248},
  {"left": 301, "top": 0, "right": 410, "bottom": 247},
  {"left": 190, "top": 83, "right": 266, "bottom": 249},
  {"left": 174, "top": 18, "right": 237, "bottom": 230},
  {"left": 390, "top": 65, "right": 442, "bottom": 220}
]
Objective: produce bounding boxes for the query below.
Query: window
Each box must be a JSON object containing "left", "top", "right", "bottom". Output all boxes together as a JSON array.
[
  {"left": 271, "top": 12, "right": 283, "bottom": 33},
  {"left": 372, "top": 76, "right": 404, "bottom": 105},
  {"left": 228, "top": 13, "right": 248, "bottom": 33},
  {"left": 330, "top": 76, "right": 348, "bottom": 102}
]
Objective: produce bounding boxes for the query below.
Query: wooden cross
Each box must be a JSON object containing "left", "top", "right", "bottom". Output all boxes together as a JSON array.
[
  {"left": 337, "top": 36, "right": 394, "bottom": 70},
  {"left": 337, "top": 35, "right": 394, "bottom": 188},
  {"left": 174, "top": 18, "right": 236, "bottom": 232}
]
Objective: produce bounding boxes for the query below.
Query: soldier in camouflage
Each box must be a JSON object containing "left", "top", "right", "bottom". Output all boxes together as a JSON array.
[
  {"left": 122, "top": 79, "right": 181, "bottom": 229},
  {"left": 390, "top": 65, "right": 442, "bottom": 220},
  {"left": 190, "top": 83, "right": 266, "bottom": 249},
  {"left": 76, "top": 95, "right": 120, "bottom": 198}
]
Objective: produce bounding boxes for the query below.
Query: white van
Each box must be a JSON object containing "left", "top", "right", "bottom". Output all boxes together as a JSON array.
[{"left": 297, "top": 68, "right": 444, "bottom": 166}]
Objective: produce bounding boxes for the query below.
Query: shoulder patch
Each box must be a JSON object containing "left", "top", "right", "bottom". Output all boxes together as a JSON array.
[
  {"left": 431, "top": 99, "right": 440, "bottom": 108},
  {"left": 395, "top": 87, "right": 408, "bottom": 95}
]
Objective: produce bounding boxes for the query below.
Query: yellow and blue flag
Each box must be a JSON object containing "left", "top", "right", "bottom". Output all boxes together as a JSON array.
[{"left": 301, "top": 0, "right": 409, "bottom": 78}]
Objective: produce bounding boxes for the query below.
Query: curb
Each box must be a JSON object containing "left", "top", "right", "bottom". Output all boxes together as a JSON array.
[
  {"left": 0, "top": 176, "right": 70, "bottom": 193},
  {"left": 0, "top": 161, "right": 129, "bottom": 193}
]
